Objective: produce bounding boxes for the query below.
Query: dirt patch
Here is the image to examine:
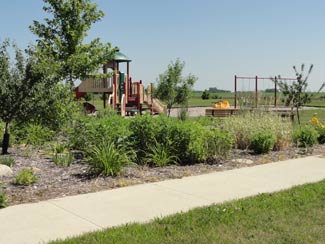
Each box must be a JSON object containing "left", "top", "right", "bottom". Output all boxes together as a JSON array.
[{"left": 1, "top": 145, "right": 324, "bottom": 206}]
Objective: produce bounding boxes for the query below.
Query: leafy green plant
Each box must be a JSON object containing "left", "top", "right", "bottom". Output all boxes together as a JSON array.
[
  {"left": 52, "top": 153, "right": 73, "bottom": 167},
  {"left": 12, "top": 123, "right": 54, "bottom": 146},
  {"left": 206, "top": 129, "right": 233, "bottom": 160},
  {"left": 51, "top": 142, "right": 68, "bottom": 154},
  {"left": 250, "top": 131, "right": 276, "bottom": 154},
  {"left": 293, "top": 126, "right": 319, "bottom": 148},
  {"left": 144, "top": 140, "right": 178, "bottom": 167},
  {"left": 13, "top": 169, "right": 38, "bottom": 186},
  {"left": 87, "top": 141, "right": 132, "bottom": 176},
  {"left": 0, "top": 156, "right": 15, "bottom": 167},
  {"left": 0, "top": 193, "right": 8, "bottom": 208}
]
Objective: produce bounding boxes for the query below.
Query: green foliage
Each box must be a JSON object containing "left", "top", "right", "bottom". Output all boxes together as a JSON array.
[
  {"left": 144, "top": 140, "right": 178, "bottom": 167},
  {"left": 154, "top": 59, "right": 197, "bottom": 116},
  {"left": 0, "top": 193, "right": 8, "bottom": 208},
  {"left": 52, "top": 153, "right": 73, "bottom": 167},
  {"left": 293, "top": 125, "right": 319, "bottom": 148},
  {"left": 222, "top": 112, "right": 292, "bottom": 151},
  {"left": 275, "top": 64, "right": 313, "bottom": 125},
  {"left": 201, "top": 89, "right": 210, "bottom": 100},
  {"left": 0, "top": 156, "right": 15, "bottom": 167},
  {"left": 29, "top": 0, "right": 115, "bottom": 87},
  {"left": 250, "top": 131, "right": 276, "bottom": 154},
  {"left": 206, "top": 129, "right": 233, "bottom": 160},
  {"left": 83, "top": 93, "right": 93, "bottom": 102},
  {"left": 68, "top": 114, "right": 130, "bottom": 152},
  {"left": 87, "top": 141, "right": 132, "bottom": 176},
  {"left": 13, "top": 169, "right": 38, "bottom": 186},
  {"left": 12, "top": 123, "right": 54, "bottom": 146}
]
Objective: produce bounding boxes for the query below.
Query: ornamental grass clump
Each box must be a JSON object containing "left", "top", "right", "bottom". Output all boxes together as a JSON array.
[
  {"left": 222, "top": 112, "right": 292, "bottom": 151},
  {"left": 87, "top": 141, "right": 133, "bottom": 176},
  {"left": 13, "top": 168, "right": 38, "bottom": 186}
]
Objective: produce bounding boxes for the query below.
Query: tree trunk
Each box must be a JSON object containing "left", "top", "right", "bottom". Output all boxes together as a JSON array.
[
  {"left": 296, "top": 106, "right": 301, "bottom": 126},
  {"left": 2, "top": 122, "right": 10, "bottom": 155}
]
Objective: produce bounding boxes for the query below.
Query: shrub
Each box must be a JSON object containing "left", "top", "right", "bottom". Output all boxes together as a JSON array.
[
  {"left": 293, "top": 126, "right": 319, "bottom": 148},
  {"left": 222, "top": 112, "right": 292, "bottom": 151},
  {"left": 13, "top": 169, "right": 38, "bottom": 186},
  {"left": 52, "top": 152, "right": 73, "bottom": 167},
  {"left": 69, "top": 114, "right": 130, "bottom": 153},
  {"left": 0, "top": 193, "right": 8, "bottom": 208},
  {"left": 309, "top": 114, "right": 325, "bottom": 144},
  {"left": 0, "top": 156, "right": 15, "bottom": 167},
  {"left": 206, "top": 129, "right": 233, "bottom": 160},
  {"left": 87, "top": 141, "right": 133, "bottom": 176},
  {"left": 144, "top": 140, "right": 178, "bottom": 167},
  {"left": 250, "top": 131, "right": 276, "bottom": 154},
  {"left": 12, "top": 123, "right": 54, "bottom": 146},
  {"left": 201, "top": 89, "right": 210, "bottom": 100}
]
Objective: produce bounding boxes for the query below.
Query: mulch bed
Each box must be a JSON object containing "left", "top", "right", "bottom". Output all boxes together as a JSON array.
[{"left": 1, "top": 145, "right": 324, "bottom": 206}]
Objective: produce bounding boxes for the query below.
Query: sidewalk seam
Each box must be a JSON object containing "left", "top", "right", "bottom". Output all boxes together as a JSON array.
[{"left": 47, "top": 201, "right": 104, "bottom": 229}]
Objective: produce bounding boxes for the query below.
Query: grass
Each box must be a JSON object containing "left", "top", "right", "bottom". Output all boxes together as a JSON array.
[{"left": 49, "top": 180, "right": 325, "bottom": 244}]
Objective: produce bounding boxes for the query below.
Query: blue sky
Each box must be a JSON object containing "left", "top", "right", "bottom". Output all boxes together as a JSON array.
[{"left": 1, "top": 0, "right": 324, "bottom": 91}]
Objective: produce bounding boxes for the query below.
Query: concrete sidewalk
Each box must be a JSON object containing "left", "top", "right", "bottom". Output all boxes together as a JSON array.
[{"left": 1, "top": 156, "right": 325, "bottom": 244}]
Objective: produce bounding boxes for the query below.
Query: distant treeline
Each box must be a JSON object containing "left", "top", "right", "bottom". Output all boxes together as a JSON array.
[{"left": 208, "top": 87, "right": 231, "bottom": 93}]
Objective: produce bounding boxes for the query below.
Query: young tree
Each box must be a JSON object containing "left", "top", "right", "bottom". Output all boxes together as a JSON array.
[
  {"left": 154, "top": 59, "right": 197, "bottom": 116},
  {"left": 0, "top": 40, "right": 75, "bottom": 154},
  {"left": 29, "top": 0, "right": 115, "bottom": 87},
  {"left": 276, "top": 64, "right": 313, "bottom": 125}
]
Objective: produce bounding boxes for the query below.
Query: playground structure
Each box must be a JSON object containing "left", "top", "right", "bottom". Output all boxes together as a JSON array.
[{"left": 75, "top": 52, "right": 166, "bottom": 116}]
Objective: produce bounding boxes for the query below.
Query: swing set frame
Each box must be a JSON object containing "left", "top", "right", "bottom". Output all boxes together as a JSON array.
[{"left": 234, "top": 75, "right": 297, "bottom": 109}]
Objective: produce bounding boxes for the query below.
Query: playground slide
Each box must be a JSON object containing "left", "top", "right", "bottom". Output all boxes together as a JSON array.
[{"left": 151, "top": 98, "right": 167, "bottom": 114}]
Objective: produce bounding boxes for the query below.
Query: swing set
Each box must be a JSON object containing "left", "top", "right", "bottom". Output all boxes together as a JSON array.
[{"left": 234, "top": 75, "right": 297, "bottom": 109}]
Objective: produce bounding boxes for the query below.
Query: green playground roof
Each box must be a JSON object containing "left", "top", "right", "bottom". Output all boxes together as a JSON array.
[{"left": 112, "top": 51, "right": 131, "bottom": 62}]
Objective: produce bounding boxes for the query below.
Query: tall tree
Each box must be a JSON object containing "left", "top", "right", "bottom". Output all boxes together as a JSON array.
[
  {"left": 29, "top": 0, "right": 115, "bottom": 87},
  {"left": 276, "top": 64, "right": 313, "bottom": 125},
  {"left": 155, "top": 59, "right": 197, "bottom": 116}
]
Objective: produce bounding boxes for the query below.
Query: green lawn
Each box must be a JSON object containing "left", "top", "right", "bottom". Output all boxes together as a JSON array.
[{"left": 49, "top": 180, "right": 325, "bottom": 244}]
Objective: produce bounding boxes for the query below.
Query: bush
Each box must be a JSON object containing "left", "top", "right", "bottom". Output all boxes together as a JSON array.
[
  {"left": 250, "top": 131, "right": 276, "bottom": 154},
  {"left": 0, "top": 193, "right": 8, "bottom": 208},
  {"left": 69, "top": 114, "right": 130, "bottom": 153},
  {"left": 0, "top": 156, "right": 15, "bottom": 167},
  {"left": 12, "top": 123, "right": 54, "bottom": 146},
  {"left": 201, "top": 89, "right": 210, "bottom": 100},
  {"left": 13, "top": 169, "right": 38, "bottom": 186},
  {"left": 206, "top": 129, "right": 233, "bottom": 160},
  {"left": 87, "top": 141, "right": 133, "bottom": 176},
  {"left": 293, "top": 126, "right": 319, "bottom": 148}
]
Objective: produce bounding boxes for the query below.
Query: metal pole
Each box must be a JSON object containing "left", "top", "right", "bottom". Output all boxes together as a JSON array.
[
  {"left": 274, "top": 76, "right": 277, "bottom": 107},
  {"left": 234, "top": 75, "right": 237, "bottom": 109},
  {"left": 255, "top": 75, "right": 258, "bottom": 108}
]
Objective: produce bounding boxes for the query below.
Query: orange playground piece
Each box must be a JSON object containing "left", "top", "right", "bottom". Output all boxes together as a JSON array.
[{"left": 213, "top": 100, "right": 230, "bottom": 109}]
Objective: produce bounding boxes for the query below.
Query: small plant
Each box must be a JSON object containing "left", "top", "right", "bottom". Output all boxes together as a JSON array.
[
  {"left": 293, "top": 125, "right": 319, "bottom": 148},
  {"left": 144, "top": 140, "right": 178, "bottom": 167},
  {"left": 250, "top": 131, "right": 276, "bottom": 154},
  {"left": 87, "top": 141, "right": 132, "bottom": 176},
  {"left": 309, "top": 114, "right": 325, "bottom": 144},
  {"left": 51, "top": 143, "right": 68, "bottom": 154},
  {"left": 13, "top": 168, "right": 38, "bottom": 186},
  {"left": 0, "top": 193, "right": 8, "bottom": 208},
  {"left": 0, "top": 156, "right": 15, "bottom": 167},
  {"left": 52, "top": 152, "right": 73, "bottom": 167}
]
